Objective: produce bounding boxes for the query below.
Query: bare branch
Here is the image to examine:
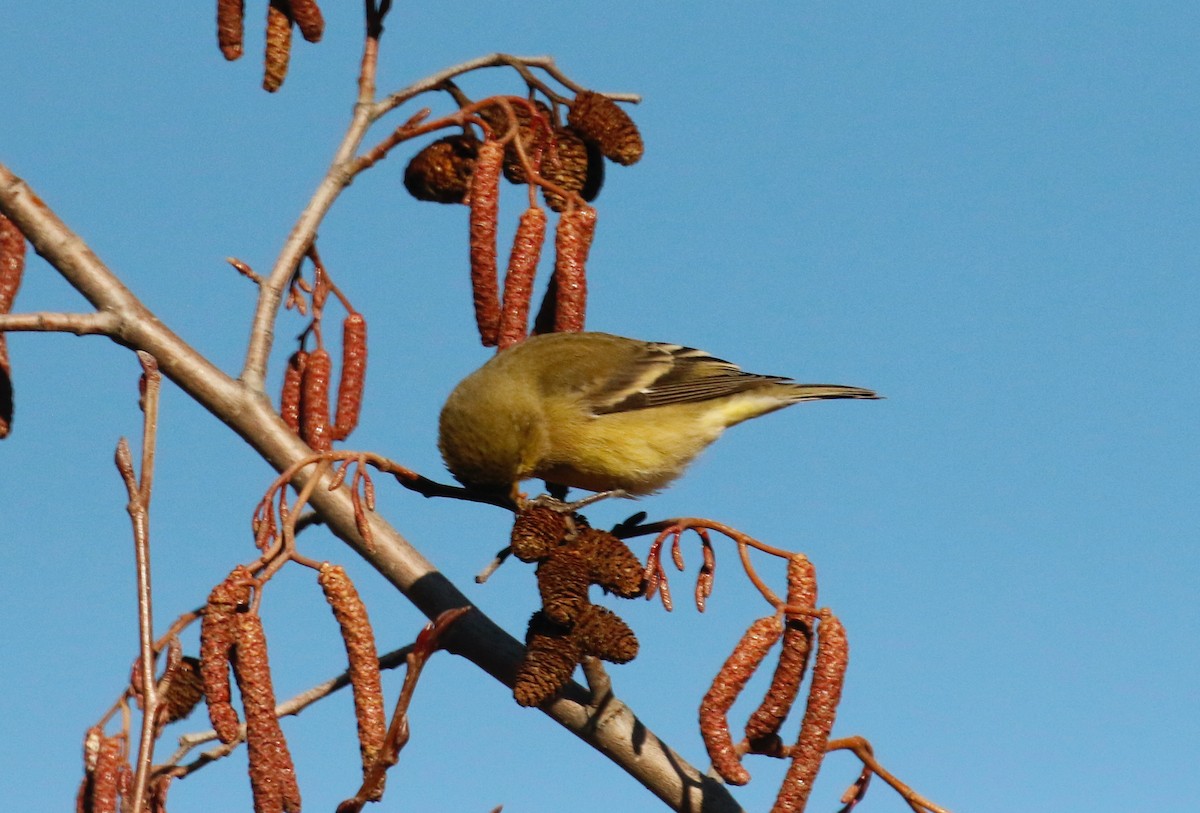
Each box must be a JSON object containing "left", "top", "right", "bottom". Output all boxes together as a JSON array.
[{"left": 0, "top": 163, "right": 741, "bottom": 813}]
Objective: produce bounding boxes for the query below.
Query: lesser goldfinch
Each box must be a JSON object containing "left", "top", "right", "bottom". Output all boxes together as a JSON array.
[{"left": 438, "top": 331, "right": 878, "bottom": 499}]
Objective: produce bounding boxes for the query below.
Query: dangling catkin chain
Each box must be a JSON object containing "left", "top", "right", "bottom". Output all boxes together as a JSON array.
[
  {"left": 280, "top": 350, "right": 308, "bottom": 435},
  {"left": 318, "top": 564, "right": 387, "bottom": 798},
  {"left": 0, "top": 213, "right": 25, "bottom": 439},
  {"left": 699, "top": 616, "right": 784, "bottom": 785},
  {"left": 468, "top": 140, "right": 505, "bottom": 346},
  {"left": 300, "top": 347, "right": 333, "bottom": 451},
  {"left": 263, "top": 0, "right": 292, "bottom": 93},
  {"left": 770, "top": 613, "right": 849, "bottom": 813},
  {"left": 497, "top": 206, "right": 548, "bottom": 349},
  {"left": 216, "top": 0, "right": 245, "bottom": 60},
  {"left": 235, "top": 612, "right": 302, "bottom": 813},
  {"left": 552, "top": 206, "right": 597, "bottom": 333},
  {"left": 199, "top": 567, "right": 253, "bottom": 744},
  {"left": 333, "top": 313, "right": 367, "bottom": 440},
  {"left": 745, "top": 553, "right": 818, "bottom": 742}
]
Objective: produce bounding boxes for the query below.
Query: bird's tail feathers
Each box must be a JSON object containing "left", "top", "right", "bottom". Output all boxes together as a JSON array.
[{"left": 785, "top": 383, "right": 879, "bottom": 402}]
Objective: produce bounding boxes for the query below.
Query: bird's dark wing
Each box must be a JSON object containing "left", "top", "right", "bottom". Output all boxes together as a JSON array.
[{"left": 590, "top": 342, "right": 791, "bottom": 415}]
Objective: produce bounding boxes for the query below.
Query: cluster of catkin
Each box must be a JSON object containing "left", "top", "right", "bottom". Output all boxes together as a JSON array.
[
  {"left": 404, "top": 90, "right": 642, "bottom": 349},
  {"left": 280, "top": 311, "right": 367, "bottom": 451},
  {"left": 76, "top": 728, "right": 131, "bottom": 813},
  {"left": 508, "top": 506, "right": 646, "bottom": 706},
  {"left": 698, "top": 554, "right": 850, "bottom": 813},
  {"left": 0, "top": 213, "right": 25, "bottom": 439},
  {"left": 197, "top": 563, "right": 387, "bottom": 812},
  {"left": 217, "top": 0, "right": 325, "bottom": 91},
  {"left": 199, "top": 567, "right": 303, "bottom": 813}
]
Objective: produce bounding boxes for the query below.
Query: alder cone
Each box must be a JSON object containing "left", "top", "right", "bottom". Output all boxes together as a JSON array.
[
  {"left": 514, "top": 612, "right": 579, "bottom": 707},
  {"left": 479, "top": 99, "right": 553, "bottom": 185},
  {"left": 542, "top": 127, "right": 604, "bottom": 213},
  {"left": 404, "top": 134, "right": 480, "bottom": 204},
  {"left": 567, "top": 90, "right": 644, "bottom": 166}
]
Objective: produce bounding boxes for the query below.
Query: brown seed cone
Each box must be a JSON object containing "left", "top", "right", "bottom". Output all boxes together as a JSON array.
[
  {"left": 510, "top": 505, "right": 568, "bottom": 562},
  {"left": 332, "top": 313, "right": 367, "bottom": 441},
  {"left": 476, "top": 98, "right": 554, "bottom": 184},
  {"left": 160, "top": 656, "right": 206, "bottom": 725},
  {"left": 318, "top": 564, "right": 386, "bottom": 797},
  {"left": 574, "top": 604, "right": 638, "bottom": 663},
  {"left": 536, "top": 547, "right": 591, "bottom": 625},
  {"left": 576, "top": 527, "right": 644, "bottom": 598},
  {"left": 279, "top": 350, "right": 307, "bottom": 435},
  {"left": 497, "top": 206, "right": 548, "bottom": 349},
  {"left": 551, "top": 205, "right": 597, "bottom": 333},
  {"left": 699, "top": 616, "right": 784, "bottom": 786},
  {"left": 514, "top": 611, "right": 580, "bottom": 707},
  {"left": 289, "top": 0, "right": 324, "bottom": 43},
  {"left": 217, "top": 0, "right": 245, "bottom": 60},
  {"left": 403, "top": 134, "right": 480, "bottom": 204},
  {"left": 0, "top": 213, "right": 24, "bottom": 440},
  {"left": 200, "top": 567, "right": 253, "bottom": 744},
  {"left": 542, "top": 127, "right": 604, "bottom": 212},
  {"left": 568, "top": 90, "right": 644, "bottom": 166},
  {"left": 263, "top": 0, "right": 292, "bottom": 93},
  {"left": 745, "top": 554, "right": 818, "bottom": 742},
  {"left": 300, "top": 347, "right": 333, "bottom": 451},
  {"left": 235, "top": 612, "right": 302, "bottom": 813},
  {"left": 771, "top": 614, "right": 848, "bottom": 813},
  {"left": 469, "top": 140, "right": 504, "bottom": 346}
]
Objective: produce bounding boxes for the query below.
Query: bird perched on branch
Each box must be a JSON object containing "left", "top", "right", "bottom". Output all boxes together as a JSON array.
[{"left": 438, "top": 331, "right": 878, "bottom": 501}]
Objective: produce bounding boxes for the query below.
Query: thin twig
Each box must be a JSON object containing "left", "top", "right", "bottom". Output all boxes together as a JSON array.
[
  {"left": 119, "top": 351, "right": 163, "bottom": 813},
  {"left": 161, "top": 640, "right": 415, "bottom": 773},
  {"left": 826, "top": 736, "right": 953, "bottom": 813}
]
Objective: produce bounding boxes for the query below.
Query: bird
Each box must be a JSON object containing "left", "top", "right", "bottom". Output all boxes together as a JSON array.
[{"left": 437, "top": 331, "right": 878, "bottom": 501}]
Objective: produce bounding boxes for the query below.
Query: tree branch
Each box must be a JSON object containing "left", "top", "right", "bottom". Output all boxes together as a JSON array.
[{"left": 0, "top": 162, "right": 742, "bottom": 813}]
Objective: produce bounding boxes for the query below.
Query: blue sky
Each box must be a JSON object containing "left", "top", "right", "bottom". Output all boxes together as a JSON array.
[{"left": 2, "top": 3, "right": 1197, "bottom": 812}]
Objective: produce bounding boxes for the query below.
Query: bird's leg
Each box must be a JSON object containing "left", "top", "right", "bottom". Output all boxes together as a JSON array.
[{"left": 524, "top": 489, "right": 631, "bottom": 514}]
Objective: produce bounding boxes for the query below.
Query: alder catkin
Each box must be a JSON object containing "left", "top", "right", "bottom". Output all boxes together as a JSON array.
[
  {"left": 88, "top": 735, "right": 124, "bottom": 813},
  {"left": 552, "top": 206, "right": 597, "bottom": 333},
  {"left": 698, "top": 616, "right": 784, "bottom": 786},
  {"left": 745, "top": 554, "right": 818, "bottom": 742},
  {"left": 468, "top": 140, "right": 504, "bottom": 346},
  {"left": 235, "top": 612, "right": 302, "bottom": 813},
  {"left": 300, "top": 347, "right": 333, "bottom": 451},
  {"left": 200, "top": 567, "right": 252, "bottom": 744},
  {"left": 0, "top": 213, "right": 25, "bottom": 440},
  {"left": 770, "top": 614, "right": 849, "bottom": 813},
  {"left": 263, "top": 0, "right": 292, "bottom": 93},
  {"left": 289, "top": 0, "right": 324, "bottom": 42},
  {"left": 318, "top": 564, "right": 386, "bottom": 795},
  {"left": 497, "top": 206, "right": 548, "bottom": 349},
  {"left": 333, "top": 314, "right": 367, "bottom": 440},
  {"left": 217, "top": 0, "right": 245, "bottom": 60},
  {"left": 280, "top": 350, "right": 307, "bottom": 435}
]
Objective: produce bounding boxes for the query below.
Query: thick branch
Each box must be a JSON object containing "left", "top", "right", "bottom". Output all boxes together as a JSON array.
[{"left": 0, "top": 163, "right": 741, "bottom": 813}]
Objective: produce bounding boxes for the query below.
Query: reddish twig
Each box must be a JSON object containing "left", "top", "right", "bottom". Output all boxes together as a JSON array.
[{"left": 337, "top": 608, "right": 469, "bottom": 812}]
